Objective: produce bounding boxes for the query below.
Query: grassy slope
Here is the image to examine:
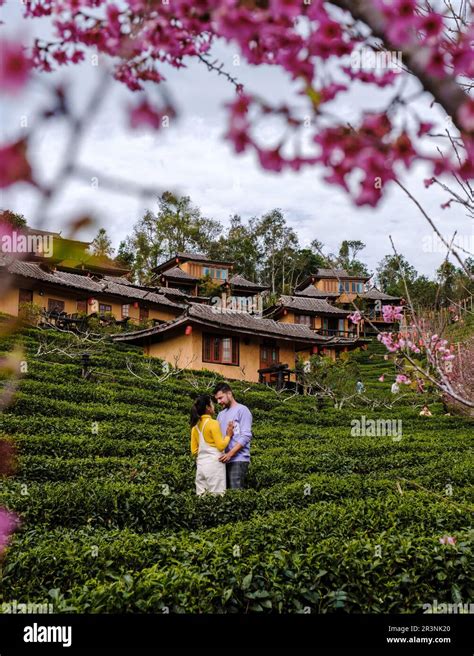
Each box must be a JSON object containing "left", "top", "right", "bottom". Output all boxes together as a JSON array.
[{"left": 0, "top": 327, "right": 472, "bottom": 613}]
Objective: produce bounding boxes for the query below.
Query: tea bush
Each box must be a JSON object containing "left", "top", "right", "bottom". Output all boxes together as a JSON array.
[{"left": 0, "top": 327, "right": 472, "bottom": 613}]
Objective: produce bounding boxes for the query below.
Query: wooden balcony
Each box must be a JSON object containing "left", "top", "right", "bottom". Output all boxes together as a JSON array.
[{"left": 315, "top": 329, "right": 357, "bottom": 338}]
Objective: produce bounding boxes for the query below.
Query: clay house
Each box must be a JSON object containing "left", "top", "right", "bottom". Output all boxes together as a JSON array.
[
  {"left": 295, "top": 268, "right": 403, "bottom": 334},
  {"left": 264, "top": 294, "right": 369, "bottom": 358},
  {"left": 0, "top": 256, "right": 185, "bottom": 325},
  {"left": 356, "top": 287, "right": 403, "bottom": 335},
  {"left": 112, "top": 302, "right": 330, "bottom": 383},
  {"left": 152, "top": 252, "right": 235, "bottom": 297},
  {"left": 295, "top": 268, "right": 371, "bottom": 300}
]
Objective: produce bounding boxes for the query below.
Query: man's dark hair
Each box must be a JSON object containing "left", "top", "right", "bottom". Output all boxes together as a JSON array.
[{"left": 213, "top": 382, "right": 233, "bottom": 395}]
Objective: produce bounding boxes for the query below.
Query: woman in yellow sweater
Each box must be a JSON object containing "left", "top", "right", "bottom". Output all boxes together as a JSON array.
[{"left": 190, "top": 394, "right": 234, "bottom": 495}]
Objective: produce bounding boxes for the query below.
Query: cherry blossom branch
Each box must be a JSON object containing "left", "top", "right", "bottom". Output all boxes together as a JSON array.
[
  {"left": 329, "top": 0, "right": 470, "bottom": 129},
  {"left": 395, "top": 180, "right": 473, "bottom": 278}
]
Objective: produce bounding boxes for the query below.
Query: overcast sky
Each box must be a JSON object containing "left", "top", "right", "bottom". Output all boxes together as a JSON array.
[{"left": 2, "top": 0, "right": 472, "bottom": 278}]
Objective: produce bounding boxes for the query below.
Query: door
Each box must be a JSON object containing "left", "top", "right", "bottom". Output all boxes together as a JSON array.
[
  {"left": 260, "top": 342, "right": 280, "bottom": 382},
  {"left": 19, "top": 289, "right": 33, "bottom": 310}
]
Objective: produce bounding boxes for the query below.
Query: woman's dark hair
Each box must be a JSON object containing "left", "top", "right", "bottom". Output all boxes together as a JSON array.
[{"left": 190, "top": 394, "right": 213, "bottom": 427}]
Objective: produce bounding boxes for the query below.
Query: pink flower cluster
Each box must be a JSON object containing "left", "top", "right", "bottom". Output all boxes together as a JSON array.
[
  {"left": 0, "top": 140, "right": 33, "bottom": 189},
  {"left": 0, "top": 39, "right": 32, "bottom": 93},
  {"left": 439, "top": 535, "right": 456, "bottom": 546},
  {"left": 0, "top": 508, "right": 18, "bottom": 556},
  {"left": 348, "top": 310, "right": 363, "bottom": 324},
  {"left": 382, "top": 305, "right": 404, "bottom": 323},
  {"left": 2, "top": 0, "right": 472, "bottom": 203},
  {"left": 430, "top": 335, "right": 455, "bottom": 362},
  {"left": 395, "top": 374, "right": 410, "bottom": 385}
]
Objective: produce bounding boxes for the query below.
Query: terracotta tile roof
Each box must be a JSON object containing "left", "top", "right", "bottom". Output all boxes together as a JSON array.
[
  {"left": 153, "top": 252, "right": 234, "bottom": 273},
  {"left": 175, "top": 252, "right": 233, "bottom": 264},
  {"left": 278, "top": 295, "right": 349, "bottom": 315},
  {"left": 160, "top": 266, "right": 199, "bottom": 281},
  {"left": 227, "top": 274, "right": 270, "bottom": 291},
  {"left": 294, "top": 285, "right": 339, "bottom": 298},
  {"left": 359, "top": 287, "right": 401, "bottom": 301},
  {"left": 295, "top": 268, "right": 371, "bottom": 290},
  {"left": 113, "top": 302, "right": 328, "bottom": 345}
]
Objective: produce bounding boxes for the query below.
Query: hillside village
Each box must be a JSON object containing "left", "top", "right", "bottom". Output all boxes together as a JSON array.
[{"left": 0, "top": 227, "right": 407, "bottom": 383}]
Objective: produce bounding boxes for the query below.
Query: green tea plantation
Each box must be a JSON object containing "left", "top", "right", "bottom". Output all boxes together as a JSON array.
[{"left": 0, "top": 326, "right": 472, "bottom": 613}]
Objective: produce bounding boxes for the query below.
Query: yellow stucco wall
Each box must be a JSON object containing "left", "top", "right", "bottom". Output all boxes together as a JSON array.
[
  {"left": 0, "top": 287, "right": 20, "bottom": 316},
  {"left": 0, "top": 281, "right": 180, "bottom": 323},
  {"left": 146, "top": 327, "right": 299, "bottom": 383}
]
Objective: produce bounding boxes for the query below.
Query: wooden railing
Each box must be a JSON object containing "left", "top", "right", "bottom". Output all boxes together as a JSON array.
[{"left": 315, "top": 329, "right": 357, "bottom": 338}]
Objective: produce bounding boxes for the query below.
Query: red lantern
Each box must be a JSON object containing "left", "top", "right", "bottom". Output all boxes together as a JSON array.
[
  {"left": 88, "top": 298, "right": 95, "bottom": 305},
  {"left": 133, "top": 302, "right": 139, "bottom": 309},
  {"left": 312, "top": 346, "right": 318, "bottom": 354},
  {"left": 283, "top": 309, "right": 288, "bottom": 315},
  {"left": 185, "top": 325, "right": 192, "bottom": 335}
]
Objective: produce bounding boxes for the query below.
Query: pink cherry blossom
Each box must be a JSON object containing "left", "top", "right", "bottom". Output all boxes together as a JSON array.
[
  {"left": 129, "top": 100, "right": 167, "bottom": 130},
  {"left": 382, "top": 305, "right": 404, "bottom": 322},
  {"left": 348, "top": 311, "right": 363, "bottom": 324},
  {"left": 0, "top": 508, "right": 18, "bottom": 555},
  {"left": 439, "top": 535, "right": 456, "bottom": 546},
  {"left": 0, "top": 139, "right": 33, "bottom": 188},
  {"left": 417, "top": 12, "right": 444, "bottom": 40},
  {"left": 0, "top": 40, "right": 31, "bottom": 93},
  {"left": 396, "top": 374, "right": 410, "bottom": 385},
  {"left": 378, "top": 374, "right": 385, "bottom": 382}
]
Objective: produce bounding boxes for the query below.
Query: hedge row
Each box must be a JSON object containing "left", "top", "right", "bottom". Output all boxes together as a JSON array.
[
  {"left": 1, "top": 475, "right": 471, "bottom": 533},
  {"left": 1, "top": 494, "right": 470, "bottom": 607}
]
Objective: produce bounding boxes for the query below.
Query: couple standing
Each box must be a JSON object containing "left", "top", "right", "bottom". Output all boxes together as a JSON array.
[{"left": 190, "top": 382, "right": 252, "bottom": 495}]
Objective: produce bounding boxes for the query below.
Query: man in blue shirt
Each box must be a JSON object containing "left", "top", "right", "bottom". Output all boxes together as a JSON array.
[{"left": 214, "top": 382, "right": 252, "bottom": 489}]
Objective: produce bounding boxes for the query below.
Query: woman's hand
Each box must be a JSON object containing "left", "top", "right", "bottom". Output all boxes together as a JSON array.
[{"left": 227, "top": 421, "right": 234, "bottom": 438}]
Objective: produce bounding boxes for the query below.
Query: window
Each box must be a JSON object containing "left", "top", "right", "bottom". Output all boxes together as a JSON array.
[
  {"left": 338, "top": 282, "right": 344, "bottom": 292},
  {"left": 357, "top": 282, "right": 363, "bottom": 293},
  {"left": 122, "top": 304, "right": 130, "bottom": 318},
  {"left": 77, "top": 300, "right": 87, "bottom": 313},
  {"left": 202, "top": 267, "right": 229, "bottom": 280},
  {"left": 99, "top": 303, "right": 112, "bottom": 313},
  {"left": 351, "top": 282, "right": 356, "bottom": 292},
  {"left": 338, "top": 318, "right": 345, "bottom": 333},
  {"left": 296, "top": 314, "right": 313, "bottom": 327},
  {"left": 203, "top": 334, "right": 239, "bottom": 365},
  {"left": 48, "top": 298, "right": 65, "bottom": 313},
  {"left": 139, "top": 306, "right": 149, "bottom": 321}
]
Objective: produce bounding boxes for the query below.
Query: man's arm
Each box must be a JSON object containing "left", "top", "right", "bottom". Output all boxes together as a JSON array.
[{"left": 219, "top": 441, "right": 243, "bottom": 463}]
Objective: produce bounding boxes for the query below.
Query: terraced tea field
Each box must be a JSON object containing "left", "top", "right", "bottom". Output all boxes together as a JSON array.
[{"left": 0, "top": 327, "right": 472, "bottom": 613}]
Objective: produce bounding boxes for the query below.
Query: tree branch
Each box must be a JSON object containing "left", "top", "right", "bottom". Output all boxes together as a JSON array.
[{"left": 329, "top": 0, "right": 469, "bottom": 130}]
